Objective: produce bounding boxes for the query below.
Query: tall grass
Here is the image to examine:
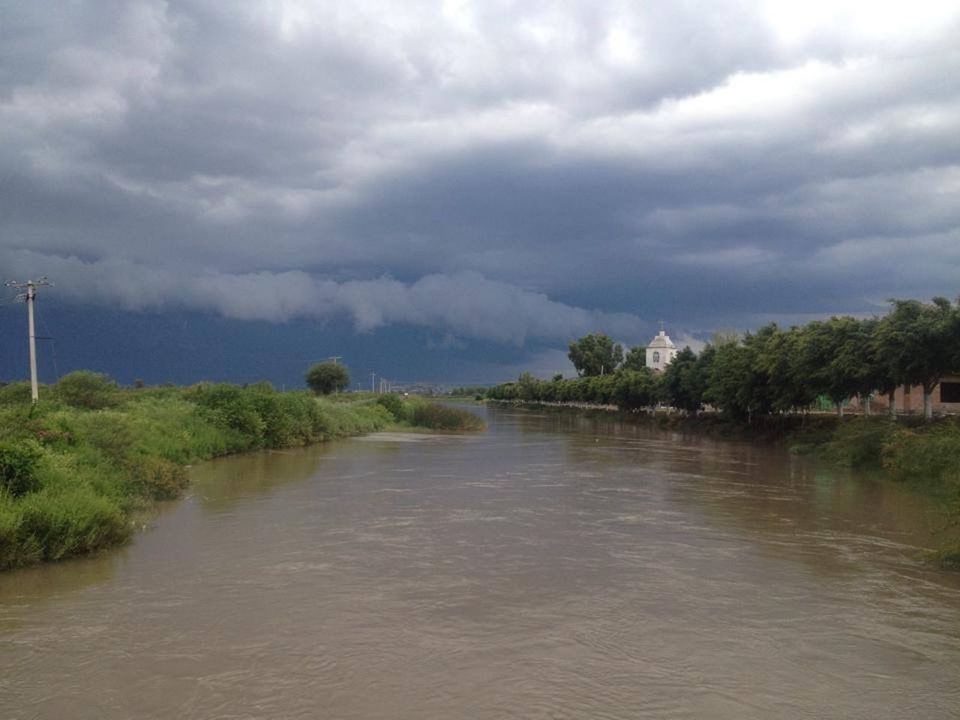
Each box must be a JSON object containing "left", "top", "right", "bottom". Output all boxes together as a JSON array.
[
  {"left": 409, "top": 400, "right": 485, "bottom": 431},
  {"left": 0, "top": 377, "right": 433, "bottom": 570},
  {"left": 881, "top": 419, "right": 960, "bottom": 490},
  {"left": 819, "top": 417, "right": 898, "bottom": 468}
]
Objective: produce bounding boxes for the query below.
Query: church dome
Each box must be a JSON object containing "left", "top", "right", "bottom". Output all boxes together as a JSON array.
[{"left": 647, "top": 330, "right": 676, "bottom": 349}]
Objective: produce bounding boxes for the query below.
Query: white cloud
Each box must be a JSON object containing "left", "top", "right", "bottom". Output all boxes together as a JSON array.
[
  {"left": 1, "top": 249, "right": 647, "bottom": 345},
  {"left": 1, "top": 0, "right": 959, "bottom": 341}
]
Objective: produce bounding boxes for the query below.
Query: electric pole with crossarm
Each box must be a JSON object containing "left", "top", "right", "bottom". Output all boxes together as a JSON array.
[{"left": 5, "top": 277, "right": 52, "bottom": 404}]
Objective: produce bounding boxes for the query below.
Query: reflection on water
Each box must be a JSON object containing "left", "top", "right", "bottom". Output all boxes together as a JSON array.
[
  {"left": 1, "top": 405, "right": 959, "bottom": 719},
  {"left": 192, "top": 445, "right": 332, "bottom": 510}
]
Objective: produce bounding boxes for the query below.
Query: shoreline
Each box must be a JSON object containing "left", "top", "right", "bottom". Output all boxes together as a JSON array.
[
  {"left": 487, "top": 399, "right": 960, "bottom": 568},
  {"left": 0, "top": 381, "right": 483, "bottom": 571}
]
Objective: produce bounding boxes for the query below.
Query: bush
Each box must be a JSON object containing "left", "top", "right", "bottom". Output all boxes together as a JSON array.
[
  {"left": 0, "top": 382, "right": 33, "bottom": 405},
  {"left": 0, "top": 502, "right": 20, "bottom": 568},
  {"left": 70, "top": 412, "right": 135, "bottom": 463},
  {"left": 254, "top": 390, "right": 324, "bottom": 447},
  {"left": 14, "top": 488, "right": 128, "bottom": 564},
  {"left": 126, "top": 455, "right": 189, "bottom": 500},
  {"left": 55, "top": 371, "right": 120, "bottom": 409},
  {"left": 411, "top": 402, "right": 484, "bottom": 431},
  {"left": 376, "top": 393, "right": 410, "bottom": 422},
  {"left": 822, "top": 417, "right": 896, "bottom": 468},
  {"left": 882, "top": 419, "right": 960, "bottom": 490},
  {"left": 192, "top": 384, "right": 267, "bottom": 446},
  {"left": 0, "top": 440, "right": 43, "bottom": 497}
]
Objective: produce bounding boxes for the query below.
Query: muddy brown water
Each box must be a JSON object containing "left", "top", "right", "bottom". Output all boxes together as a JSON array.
[{"left": 2, "top": 405, "right": 959, "bottom": 719}]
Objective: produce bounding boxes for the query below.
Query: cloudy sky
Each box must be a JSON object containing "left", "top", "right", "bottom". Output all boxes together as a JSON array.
[{"left": 2, "top": 0, "right": 959, "bottom": 385}]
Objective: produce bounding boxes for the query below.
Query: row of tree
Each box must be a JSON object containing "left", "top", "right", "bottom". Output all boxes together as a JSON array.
[{"left": 487, "top": 297, "right": 960, "bottom": 420}]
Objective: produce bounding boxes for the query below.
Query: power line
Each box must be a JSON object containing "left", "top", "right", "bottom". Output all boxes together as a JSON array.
[{"left": 34, "top": 299, "right": 60, "bottom": 382}]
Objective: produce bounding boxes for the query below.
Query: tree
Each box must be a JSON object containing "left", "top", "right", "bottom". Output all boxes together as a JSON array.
[
  {"left": 875, "top": 298, "right": 956, "bottom": 420},
  {"left": 755, "top": 325, "right": 816, "bottom": 414},
  {"left": 613, "top": 368, "right": 659, "bottom": 410},
  {"left": 621, "top": 346, "right": 646, "bottom": 371},
  {"left": 517, "top": 372, "right": 542, "bottom": 401},
  {"left": 568, "top": 333, "right": 623, "bottom": 377},
  {"left": 703, "top": 339, "right": 751, "bottom": 419},
  {"left": 704, "top": 332, "right": 774, "bottom": 421},
  {"left": 797, "top": 317, "right": 872, "bottom": 417},
  {"left": 305, "top": 362, "right": 350, "bottom": 395},
  {"left": 864, "top": 317, "right": 901, "bottom": 417},
  {"left": 662, "top": 346, "right": 708, "bottom": 413}
]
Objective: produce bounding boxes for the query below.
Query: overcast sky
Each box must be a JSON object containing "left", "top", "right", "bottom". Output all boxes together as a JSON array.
[{"left": 2, "top": 1, "right": 959, "bottom": 382}]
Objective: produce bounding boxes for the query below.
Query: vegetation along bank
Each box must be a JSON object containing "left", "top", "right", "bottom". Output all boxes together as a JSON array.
[
  {"left": 484, "top": 295, "right": 960, "bottom": 567},
  {"left": 0, "top": 371, "right": 483, "bottom": 571}
]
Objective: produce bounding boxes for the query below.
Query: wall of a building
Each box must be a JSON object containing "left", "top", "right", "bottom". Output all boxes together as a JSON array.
[{"left": 850, "top": 375, "right": 960, "bottom": 415}]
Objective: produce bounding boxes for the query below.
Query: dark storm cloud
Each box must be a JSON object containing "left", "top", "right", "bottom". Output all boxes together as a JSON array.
[{"left": 2, "top": 0, "right": 959, "bottom": 355}]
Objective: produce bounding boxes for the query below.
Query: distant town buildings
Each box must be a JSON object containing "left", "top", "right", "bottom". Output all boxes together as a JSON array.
[{"left": 646, "top": 329, "right": 678, "bottom": 373}]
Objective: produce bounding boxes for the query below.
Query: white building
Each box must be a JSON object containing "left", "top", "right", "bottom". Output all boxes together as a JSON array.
[{"left": 646, "top": 330, "right": 678, "bottom": 372}]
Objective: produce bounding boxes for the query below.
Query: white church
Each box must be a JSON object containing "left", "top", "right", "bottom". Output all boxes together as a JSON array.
[{"left": 645, "top": 328, "right": 678, "bottom": 372}]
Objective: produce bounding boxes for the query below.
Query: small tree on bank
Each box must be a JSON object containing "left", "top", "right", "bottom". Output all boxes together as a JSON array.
[{"left": 305, "top": 362, "right": 350, "bottom": 395}]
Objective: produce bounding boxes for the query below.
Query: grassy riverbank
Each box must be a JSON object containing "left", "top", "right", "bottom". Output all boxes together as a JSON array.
[
  {"left": 792, "top": 416, "right": 960, "bottom": 568},
  {"left": 0, "top": 373, "right": 483, "bottom": 570}
]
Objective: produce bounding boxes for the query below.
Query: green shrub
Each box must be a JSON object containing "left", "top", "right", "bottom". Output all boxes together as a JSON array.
[
  {"left": 376, "top": 394, "right": 410, "bottom": 422},
  {"left": 411, "top": 402, "right": 484, "bottom": 431},
  {"left": 123, "top": 398, "right": 239, "bottom": 462},
  {"left": 0, "top": 440, "right": 43, "bottom": 497},
  {"left": 822, "top": 417, "right": 897, "bottom": 468},
  {"left": 126, "top": 455, "right": 189, "bottom": 500},
  {"left": 192, "top": 384, "right": 267, "bottom": 446},
  {"left": 55, "top": 371, "right": 120, "bottom": 409},
  {"left": 25, "top": 411, "right": 76, "bottom": 447},
  {"left": 253, "top": 390, "right": 321, "bottom": 447},
  {"left": 70, "top": 412, "right": 135, "bottom": 463},
  {"left": 882, "top": 419, "right": 960, "bottom": 490},
  {"left": 0, "top": 382, "right": 33, "bottom": 405},
  {"left": 14, "top": 488, "right": 128, "bottom": 564},
  {"left": 313, "top": 399, "right": 392, "bottom": 437},
  {"left": 0, "top": 501, "right": 21, "bottom": 568}
]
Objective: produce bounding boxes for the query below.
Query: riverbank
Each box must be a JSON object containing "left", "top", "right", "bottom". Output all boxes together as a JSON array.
[
  {"left": 489, "top": 400, "right": 960, "bottom": 567},
  {"left": 0, "top": 373, "right": 483, "bottom": 570}
]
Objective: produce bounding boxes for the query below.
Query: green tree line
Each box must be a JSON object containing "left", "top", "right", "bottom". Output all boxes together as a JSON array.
[{"left": 487, "top": 296, "right": 960, "bottom": 421}]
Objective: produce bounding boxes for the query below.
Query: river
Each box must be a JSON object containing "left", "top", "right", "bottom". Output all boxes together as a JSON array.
[{"left": 2, "top": 405, "right": 959, "bottom": 719}]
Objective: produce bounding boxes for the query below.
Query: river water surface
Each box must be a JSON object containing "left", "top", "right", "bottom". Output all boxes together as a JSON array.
[{"left": 2, "top": 405, "right": 959, "bottom": 719}]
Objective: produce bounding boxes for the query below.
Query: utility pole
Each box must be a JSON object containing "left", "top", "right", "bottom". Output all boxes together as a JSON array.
[
  {"left": 328, "top": 356, "right": 342, "bottom": 365},
  {"left": 6, "top": 277, "right": 52, "bottom": 404},
  {"left": 370, "top": 372, "right": 376, "bottom": 393}
]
